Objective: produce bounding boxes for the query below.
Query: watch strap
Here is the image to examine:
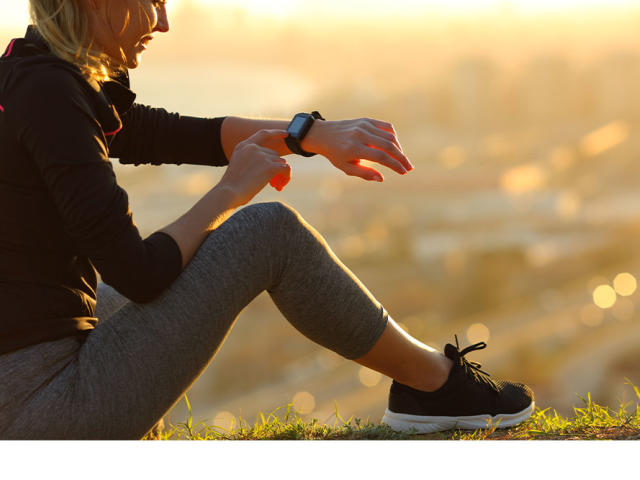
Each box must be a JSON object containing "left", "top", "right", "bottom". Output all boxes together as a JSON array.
[
  {"left": 286, "top": 111, "right": 325, "bottom": 157},
  {"left": 285, "top": 136, "right": 314, "bottom": 157}
]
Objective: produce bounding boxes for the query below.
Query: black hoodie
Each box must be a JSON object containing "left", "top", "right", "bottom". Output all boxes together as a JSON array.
[{"left": 0, "top": 26, "right": 228, "bottom": 354}]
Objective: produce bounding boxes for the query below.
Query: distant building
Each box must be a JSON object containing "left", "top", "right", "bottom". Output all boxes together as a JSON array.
[
  {"left": 518, "top": 55, "right": 575, "bottom": 126},
  {"left": 448, "top": 56, "right": 501, "bottom": 132},
  {"left": 592, "top": 52, "right": 640, "bottom": 122}
]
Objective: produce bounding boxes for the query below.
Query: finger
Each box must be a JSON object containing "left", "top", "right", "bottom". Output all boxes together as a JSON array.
[
  {"left": 237, "top": 143, "right": 286, "bottom": 160},
  {"left": 358, "top": 129, "right": 413, "bottom": 171},
  {"left": 265, "top": 157, "right": 289, "bottom": 173},
  {"left": 340, "top": 160, "right": 384, "bottom": 182},
  {"left": 365, "top": 118, "right": 397, "bottom": 136},
  {"left": 359, "top": 122, "right": 404, "bottom": 154},
  {"left": 269, "top": 174, "right": 289, "bottom": 191},
  {"left": 254, "top": 145, "right": 284, "bottom": 157},
  {"left": 249, "top": 129, "right": 289, "bottom": 147},
  {"left": 361, "top": 119, "right": 413, "bottom": 170},
  {"left": 366, "top": 143, "right": 413, "bottom": 173},
  {"left": 357, "top": 145, "right": 408, "bottom": 175},
  {"left": 269, "top": 162, "right": 292, "bottom": 191}
]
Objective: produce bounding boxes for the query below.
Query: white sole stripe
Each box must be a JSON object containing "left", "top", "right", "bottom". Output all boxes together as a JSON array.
[{"left": 381, "top": 402, "right": 535, "bottom": 433}]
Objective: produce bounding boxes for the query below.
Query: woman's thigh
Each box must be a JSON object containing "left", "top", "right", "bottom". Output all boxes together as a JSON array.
[
  {"left": 2, "top": 203, "right": 289, "bottom": 439},
  {"left": 1, "top": 202, "right": 387, "bottom": 439}
]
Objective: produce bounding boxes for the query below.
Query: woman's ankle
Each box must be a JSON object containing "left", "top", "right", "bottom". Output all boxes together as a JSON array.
[{"left": 400, "top": 353, "right": 454, "bottom": 393}]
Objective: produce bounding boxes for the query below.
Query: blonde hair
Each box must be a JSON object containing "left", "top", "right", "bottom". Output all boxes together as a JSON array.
[{"left": 28, "top": 0, "right": 118, "bottom": 82}]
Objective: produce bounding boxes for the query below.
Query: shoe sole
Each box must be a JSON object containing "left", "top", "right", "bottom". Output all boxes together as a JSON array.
[{"left": 381, "top": 401, "right": 535, "bottom": 433}]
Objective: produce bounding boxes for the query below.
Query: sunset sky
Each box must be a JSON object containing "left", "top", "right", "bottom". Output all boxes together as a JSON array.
[{"left": 1, "top": 0, "right": 638, "bottom": 28}]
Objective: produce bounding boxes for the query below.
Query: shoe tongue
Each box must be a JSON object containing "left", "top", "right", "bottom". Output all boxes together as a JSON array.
[{"left": 444, "top": 343, "right": 460, "bottom": 362}]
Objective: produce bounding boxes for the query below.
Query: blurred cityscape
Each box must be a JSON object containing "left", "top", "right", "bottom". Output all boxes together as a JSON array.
[{"left": 3, "top": 1, "right": 640, "bottom": 429}]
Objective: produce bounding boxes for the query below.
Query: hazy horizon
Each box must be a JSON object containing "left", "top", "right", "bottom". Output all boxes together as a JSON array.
[{"left": 2, "top": 0, "right": 639, "bottom": 28}]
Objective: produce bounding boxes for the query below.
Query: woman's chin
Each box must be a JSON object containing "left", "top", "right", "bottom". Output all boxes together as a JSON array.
[
  {"left": 119, "top": 45, "right": 147, "bottom": 69},
  {"left": 124, "top": 53, "right": 143, "bottom": 69}
]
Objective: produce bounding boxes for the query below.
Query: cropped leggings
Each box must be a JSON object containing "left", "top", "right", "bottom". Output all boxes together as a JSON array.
[{"left": 0, "top": 202, "right": 388, "bottom": 439}]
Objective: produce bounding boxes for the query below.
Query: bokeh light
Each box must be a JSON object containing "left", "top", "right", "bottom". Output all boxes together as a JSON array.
[
  {"left": 213, "top": 411, "right": 236, "bottom": 431},
  {"left": 579, "top": 121, "right": 630, "bottom": 157},
  {"left": 592, "top": 284, "right": 617, "bottom": 309},
  {"left": 292, "top": 391, "right": 315, "bottom": 414},
  {"left": 466, "top": 323, "right": 490, "bottom": 344},
  {"left": 613, "top": 272, "right": 637, "bottom": 297},
  {"left": 500, "top": 164, "right": 547, "bottom": 195},
  {"left": 358, "top": 367, "right": 382, "bottom": 387}
]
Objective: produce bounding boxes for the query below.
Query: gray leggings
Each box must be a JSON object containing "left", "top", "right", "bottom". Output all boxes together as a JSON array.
[{"left": 0, "top": 202, "right": 388, "bottom": 439}]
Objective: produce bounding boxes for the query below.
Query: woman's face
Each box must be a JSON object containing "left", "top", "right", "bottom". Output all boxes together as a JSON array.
[{"left": 87, "top": 0, "right": 170, "bottom": 69}]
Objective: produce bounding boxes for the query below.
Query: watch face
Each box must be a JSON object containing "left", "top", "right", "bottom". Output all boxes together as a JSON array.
[{"left": 289, "top": 115, "right": 308, "bottom": 136}]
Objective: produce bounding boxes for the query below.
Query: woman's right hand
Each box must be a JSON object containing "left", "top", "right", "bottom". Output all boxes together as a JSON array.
[{"left": 218, "top": 129, "right": 292, "bottom": 208}]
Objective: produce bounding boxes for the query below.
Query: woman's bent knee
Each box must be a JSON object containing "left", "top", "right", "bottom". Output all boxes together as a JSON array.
[{"left": 235, "top": 201, "right": 306, "bottom": 236}]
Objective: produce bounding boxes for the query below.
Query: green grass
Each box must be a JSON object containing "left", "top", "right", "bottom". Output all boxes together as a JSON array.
[{"left": 147, "top": 381, "right": 640, "bottom": 440}]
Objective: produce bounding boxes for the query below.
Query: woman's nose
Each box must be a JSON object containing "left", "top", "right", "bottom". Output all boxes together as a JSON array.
[{"left": 153, "top": 5, "right": 170, "bottom": 33}]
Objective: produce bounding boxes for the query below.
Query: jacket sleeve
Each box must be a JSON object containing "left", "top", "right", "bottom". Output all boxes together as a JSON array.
[
  {"left": 11, "top": 67, "right": 183, "bottom": 303},
  {"left": 108, "top": 103, "right": 229, "bottom": 167}
]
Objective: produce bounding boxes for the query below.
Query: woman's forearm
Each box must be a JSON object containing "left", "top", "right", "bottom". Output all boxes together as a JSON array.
[
  {"left": 220, "top": 116, "right": 290, "bottom": 158},
  {"left": 159, "top": 185, "right": 238, "bottom": 268},
  {"left": 219, "top": 116, "right": 412, "bottom": 183},
  {"left": 160, "top": 129, "right": 295, "bottom": 269}
]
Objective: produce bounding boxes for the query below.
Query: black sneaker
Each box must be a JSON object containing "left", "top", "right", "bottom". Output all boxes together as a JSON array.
[{"left": 381, "top": 336, "right": 534, "bottom": 433}]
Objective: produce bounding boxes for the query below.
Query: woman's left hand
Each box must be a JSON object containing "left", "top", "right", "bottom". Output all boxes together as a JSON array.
[{"left": 300, "top": 118, "right": 413, "bottom": 182}]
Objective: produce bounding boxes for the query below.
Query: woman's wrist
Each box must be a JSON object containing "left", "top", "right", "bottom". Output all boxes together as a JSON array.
[
  {"left": 160, "top": 184, "right": 239, "bottom": 268},
  {"left": 299, "top": 120, "right": 327, "bottom": 157},
  {"left": 221, "top": 117, "right": 290, "bottom": 159},
  {"left": 210, "top": 183, "right": 243, "bottom": 209}
]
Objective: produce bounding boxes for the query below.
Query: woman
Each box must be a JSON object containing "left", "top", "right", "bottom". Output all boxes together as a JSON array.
[{"left": 0, "top": 0, "right": 534, "bottom": 439}]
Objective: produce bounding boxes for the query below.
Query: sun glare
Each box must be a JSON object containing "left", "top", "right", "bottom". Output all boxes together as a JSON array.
[
  {"left": 1, "top": 0, "right": 635, "bottom": 29},
  {"left": 437, "top": 0, "right": 634, "bottom": 14},
  {"left": 195, "top": 0, "right": 636, "bottom": 19},
  {"left": 194, "top": 0, "right": 302, "bottom": 18}
]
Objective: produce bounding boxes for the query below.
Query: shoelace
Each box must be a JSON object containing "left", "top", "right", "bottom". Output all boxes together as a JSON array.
[{"left": 453, "top": 335, "right": 499, "bottom": 392}]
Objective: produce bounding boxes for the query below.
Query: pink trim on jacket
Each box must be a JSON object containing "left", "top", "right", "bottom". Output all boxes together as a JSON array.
[
  {"left": 0, "top": 105, "right": 4, "bottom": 113},
  {"left": 2, "top": 39, "right": 16, "bottom": 58},
  {"left": 104, "top": 125, "right": 122, "bottom": 136}
]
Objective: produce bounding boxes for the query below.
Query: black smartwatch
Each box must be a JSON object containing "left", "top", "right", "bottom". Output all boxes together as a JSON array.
[{"left": 285, "top": 111, "right": 325, "bottom": 157}]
